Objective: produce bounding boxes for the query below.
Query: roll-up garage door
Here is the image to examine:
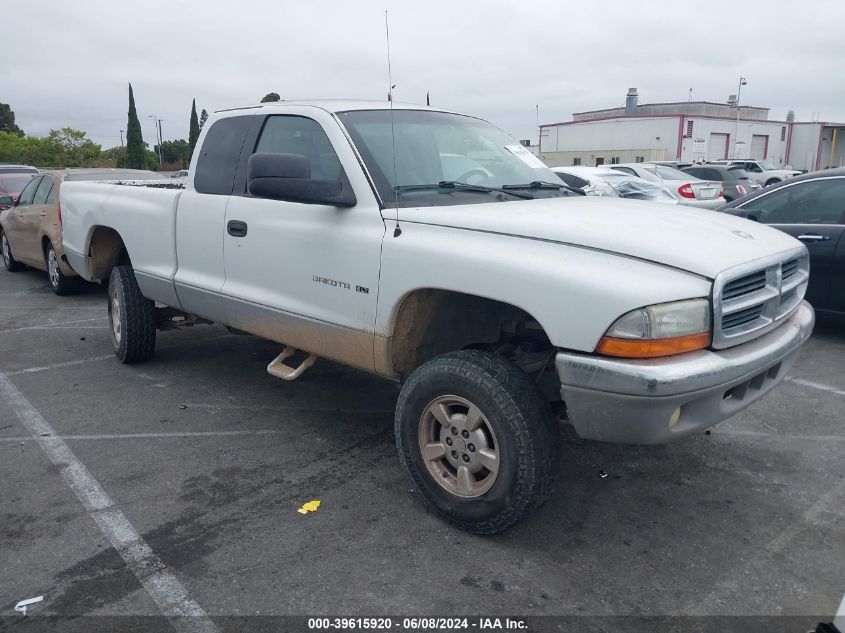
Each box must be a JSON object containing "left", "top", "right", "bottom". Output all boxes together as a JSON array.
[
  {"left": 751, "top": 135, "right": 768, "bottom": 160},
  {"left": 708, "top": 133, "right": 729, "bottom": 160}
]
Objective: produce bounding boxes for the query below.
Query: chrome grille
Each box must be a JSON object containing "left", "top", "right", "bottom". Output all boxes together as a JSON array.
[
  {"left": 722, "top": 271, "right": 766, "bottom": 300},
  {"left": 712, "top": 249, "right": 809, "bottom": 349}
]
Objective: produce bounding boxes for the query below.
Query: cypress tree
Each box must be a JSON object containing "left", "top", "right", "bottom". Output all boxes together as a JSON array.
[
  {"left": 188, "top": 99, "right": 200, "bottom": 159},
  {"left": 125, "top": 83, "right": 145, "bottom": 169}
]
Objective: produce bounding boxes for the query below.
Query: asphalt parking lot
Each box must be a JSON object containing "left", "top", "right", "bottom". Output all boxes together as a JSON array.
[{"left": 1, "top": 266, "right": 843, "bottom": 631}]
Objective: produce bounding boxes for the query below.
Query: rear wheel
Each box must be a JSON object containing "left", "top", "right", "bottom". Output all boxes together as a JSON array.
[
  {"left": 1, "top": 231, "right": 24, "bottom": 272},
  {"left": 108, "top": 265, "right": 156, "bottom": 363},
  {"left": 46, "top": 243, "right": 81, "bottom": 295},
  {"left": 395, "top": 350, "right": 560, "bottom": 534}
]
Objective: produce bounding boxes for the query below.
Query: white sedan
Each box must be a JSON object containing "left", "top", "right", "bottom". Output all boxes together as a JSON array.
[{"left": 609, "top": 163, "right": 725, "bottom": 209}]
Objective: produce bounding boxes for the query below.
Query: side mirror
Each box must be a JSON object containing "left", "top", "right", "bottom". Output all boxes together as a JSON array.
[
  {"left": 247, "top": 152, "right": 356, "bottom": 207},
  {"left": 0, "top": 195, "right": 13, "bottom": 210}
]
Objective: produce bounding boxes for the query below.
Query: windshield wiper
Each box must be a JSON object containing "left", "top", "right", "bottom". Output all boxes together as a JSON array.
[
  {"left": 502, "top": 180, "right": 586, "bottom": 196},
  {"left": 394, "top": 181, "right": 534, "bottom": 200}
]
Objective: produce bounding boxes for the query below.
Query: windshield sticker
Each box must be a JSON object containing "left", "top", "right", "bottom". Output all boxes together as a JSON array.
[{"left": 504, "top": 145, "right": 547, "bottom": 169}]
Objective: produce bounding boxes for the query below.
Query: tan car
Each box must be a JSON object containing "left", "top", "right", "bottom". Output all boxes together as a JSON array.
[{"left": 0, "top": 168, "right": 160, "bottom": 294}]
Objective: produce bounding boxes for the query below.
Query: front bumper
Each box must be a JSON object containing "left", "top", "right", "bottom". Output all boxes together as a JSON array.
[{"left": 555, "top": 301, "right": 814, "bottom": 444}]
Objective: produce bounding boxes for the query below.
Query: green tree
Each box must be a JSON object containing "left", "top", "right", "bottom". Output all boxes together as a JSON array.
[
  {"left": 125, "top": 83, "right": 146, "bottom": 169},
  {"left": 0, "top": 103, "right": 24, "bottom": 136},
  {"left": 199, "top": 109, "right": 209, "bottom": 130},
  {"left": 47, "top": 128, "right": 101, "bottom": 166},
  {"left": 260, "top": 92, "right": 281, "bottom": 103},
  {"left": 0, "top": 128, "right": 101, "bottom": 167},
  {"left": 188, "top": 99, "right": 200, "bottom": 159},
  {"left": 155, "top": 139, "right": 190, "bottom": 165}
]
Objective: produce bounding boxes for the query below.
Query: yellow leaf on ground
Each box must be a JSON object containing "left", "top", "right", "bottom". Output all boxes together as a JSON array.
[{"left": 297, "top": 500, "right": 321, "bottom": 515}]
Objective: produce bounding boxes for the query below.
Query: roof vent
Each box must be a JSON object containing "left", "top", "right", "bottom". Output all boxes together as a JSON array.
[
  {"left": 625, "top": 88, "right": 639, "bottom": 115},
  {"left": 727, "top": 94, "right": 738, "bottom": 107},
  {"left": 786, "top": 110, "right": 795, "bottom": 122}
]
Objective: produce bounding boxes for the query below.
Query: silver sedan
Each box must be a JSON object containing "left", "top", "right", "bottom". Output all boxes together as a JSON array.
[{"left": 609, "top": 163, "right": 726, "bottom": 209}]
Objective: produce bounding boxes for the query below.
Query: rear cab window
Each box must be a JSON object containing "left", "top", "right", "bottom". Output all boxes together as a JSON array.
[{"left": 194, "top": 116, "right": 256, "bottom": 195}]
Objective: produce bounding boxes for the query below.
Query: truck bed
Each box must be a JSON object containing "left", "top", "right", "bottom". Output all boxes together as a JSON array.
[{"left": 60, "top": 180, "right": 184, "bottom": 286}]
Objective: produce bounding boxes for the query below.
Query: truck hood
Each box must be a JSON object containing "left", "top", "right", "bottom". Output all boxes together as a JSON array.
[{"left": 397, "top": 196, "right": 803, "bottom": 279}]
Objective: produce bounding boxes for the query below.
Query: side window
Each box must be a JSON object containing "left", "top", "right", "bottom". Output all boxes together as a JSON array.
[
  {"left": 740, "top": 179, "right": 845, "bottom": 225},
  {"left": 17, "top": 176, "right": 42, "bottom": 206},
  {"left": 194, "top": 116, "right": 254, "bottom": 195},
  {"left": 33, "top": 176, "right": 54, "bottom": 205},
  {"left": 254, "top": 116, "right": 343, "bottom": 181}
]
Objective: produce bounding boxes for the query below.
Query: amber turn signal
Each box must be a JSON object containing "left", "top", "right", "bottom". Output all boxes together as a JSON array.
[{"left": 596, "top": 332, "right": 710, "bottom": 358}]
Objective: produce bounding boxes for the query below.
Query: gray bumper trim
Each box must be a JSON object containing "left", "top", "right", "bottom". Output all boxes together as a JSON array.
[{"left": 555, "top": 301, "right": 814, "bottom": 444}]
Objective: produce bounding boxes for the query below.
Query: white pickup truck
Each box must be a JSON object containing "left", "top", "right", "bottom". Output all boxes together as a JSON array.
[{"left": 60, "top": 100, "right": 814, "bottom": 533}]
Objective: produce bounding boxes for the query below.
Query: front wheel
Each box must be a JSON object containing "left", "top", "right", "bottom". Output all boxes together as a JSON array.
[
  {"left": 46, "top": 243, "right": 81, "bottom": 295},
  {"left": 765, "top": 178, "right": 780, "bottom": 187},
  {"left": 108, "top": 265, "right": 156, "bottom": 363},
  {"left": 1, "top": 231, "right": 24, "bottom": 272},
  {"left": 395, "top": 350, "right": 560, "bottom": 534}
]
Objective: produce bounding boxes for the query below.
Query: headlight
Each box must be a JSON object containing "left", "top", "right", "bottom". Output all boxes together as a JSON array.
[{"left": 596, "top": 298, "right": 711, "bottom": 358}]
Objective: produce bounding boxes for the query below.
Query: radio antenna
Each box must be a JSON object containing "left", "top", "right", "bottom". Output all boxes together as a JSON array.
[{"left": 385, "top": 10, "right": 401, "bottom": 237}]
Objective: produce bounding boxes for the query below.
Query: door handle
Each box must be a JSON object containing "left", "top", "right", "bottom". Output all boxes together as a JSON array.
[
  {"left": 797, "top": 234, "right": 830, "bottom": 242},
  {"left": 227, "top": 220, "right": 248, "bottom": 238}
]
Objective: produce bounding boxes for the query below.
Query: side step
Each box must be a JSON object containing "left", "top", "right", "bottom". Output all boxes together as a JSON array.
[{"left": 267, "top": 346, "right": 318, "bottom": 381}]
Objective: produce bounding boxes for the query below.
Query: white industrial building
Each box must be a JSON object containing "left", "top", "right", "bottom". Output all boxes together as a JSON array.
[{"left": 538, "top": 88, "right": 845, "bottom": 171}]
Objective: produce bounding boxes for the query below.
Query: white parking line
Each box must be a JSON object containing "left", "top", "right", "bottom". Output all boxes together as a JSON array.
[
  {"left": 716, "top": 429, "right": 845, "bottom": 443},
  {"left": 787, "top": 377, "right": 845, "bottom": 398},
  {"left": 0, "top": 316, "right": 108, "bottom": 333},
  {"left": 0, "top": 372, "right": 218, "bottom": 633},
  {"left": 0, "top": 429, "right": 286, "bottom": 443},
  {"left": 7, "top": 356, "right": 116, "bottom": 376}
]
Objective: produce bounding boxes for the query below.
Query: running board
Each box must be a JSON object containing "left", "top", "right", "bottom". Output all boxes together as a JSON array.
[{"left": 267, "top": 346, "right": 317, "bottom": 381}]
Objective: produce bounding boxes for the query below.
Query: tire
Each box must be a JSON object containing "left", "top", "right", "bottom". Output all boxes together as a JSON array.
[
  {"left": 395, "top": 350, "right": 560, "bottom": 534},
  {"left": 765, "top": 179, "right": 780, "bottom": 187},
  {"left": 108, "top": 265, "right": 156, "bottom": 363},
  {"left": 1, "top": 230, "right": 24, "bottom": 272},
  {"left": 45, "top": 242, "right": 81, "bottom": 295}
]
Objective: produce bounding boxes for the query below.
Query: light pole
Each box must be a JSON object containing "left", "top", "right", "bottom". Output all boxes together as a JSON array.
[
  {"left": 148, "top": 115, "right": 163, "bottom": 166},
  {"left": 733, "top": 76, "right": 747, "bottom": 158}
]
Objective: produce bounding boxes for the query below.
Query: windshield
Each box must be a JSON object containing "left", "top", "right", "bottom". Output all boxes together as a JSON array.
[
  {"left": 0, "top": 173, "right": 38, "bottom": 194},
  {"left": 338, "top": 110, "right": 569, "bottom": 207}
]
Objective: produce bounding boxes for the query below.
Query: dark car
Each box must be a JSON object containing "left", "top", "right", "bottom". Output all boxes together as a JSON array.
[
  {"left": 720, "top": 168, "right": 845, "bottom": 315},
  {"left": 682, "top": 164, "right": 762, "bottom": 202},
  {"left": 0, "top": 165, "right": 40, "bottom": 203}
]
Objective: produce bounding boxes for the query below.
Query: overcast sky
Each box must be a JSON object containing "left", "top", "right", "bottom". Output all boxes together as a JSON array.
[{"left": 4, "top": 0, "right": 845, "bottom": 148}]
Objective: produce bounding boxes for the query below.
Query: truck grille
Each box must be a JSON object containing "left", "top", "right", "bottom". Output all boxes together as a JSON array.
[{"left": 712, "top": 250, "right": 809, "bottom": 349}]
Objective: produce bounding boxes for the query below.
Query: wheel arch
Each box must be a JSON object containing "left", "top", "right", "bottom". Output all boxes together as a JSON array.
[
  {"left": 383, "top": 288, "right": 554, "bottom": 379},
  {"left": 86, "top": 226, "right": 130, "bottom": 281}
]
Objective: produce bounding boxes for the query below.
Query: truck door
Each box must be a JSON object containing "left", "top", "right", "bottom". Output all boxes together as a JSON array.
[
  {"left": 220, "top": 110, "right": 384, "bottom": 372},
  {"left": 173, "top": 115, "right": 257, "bottom": 322}
]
